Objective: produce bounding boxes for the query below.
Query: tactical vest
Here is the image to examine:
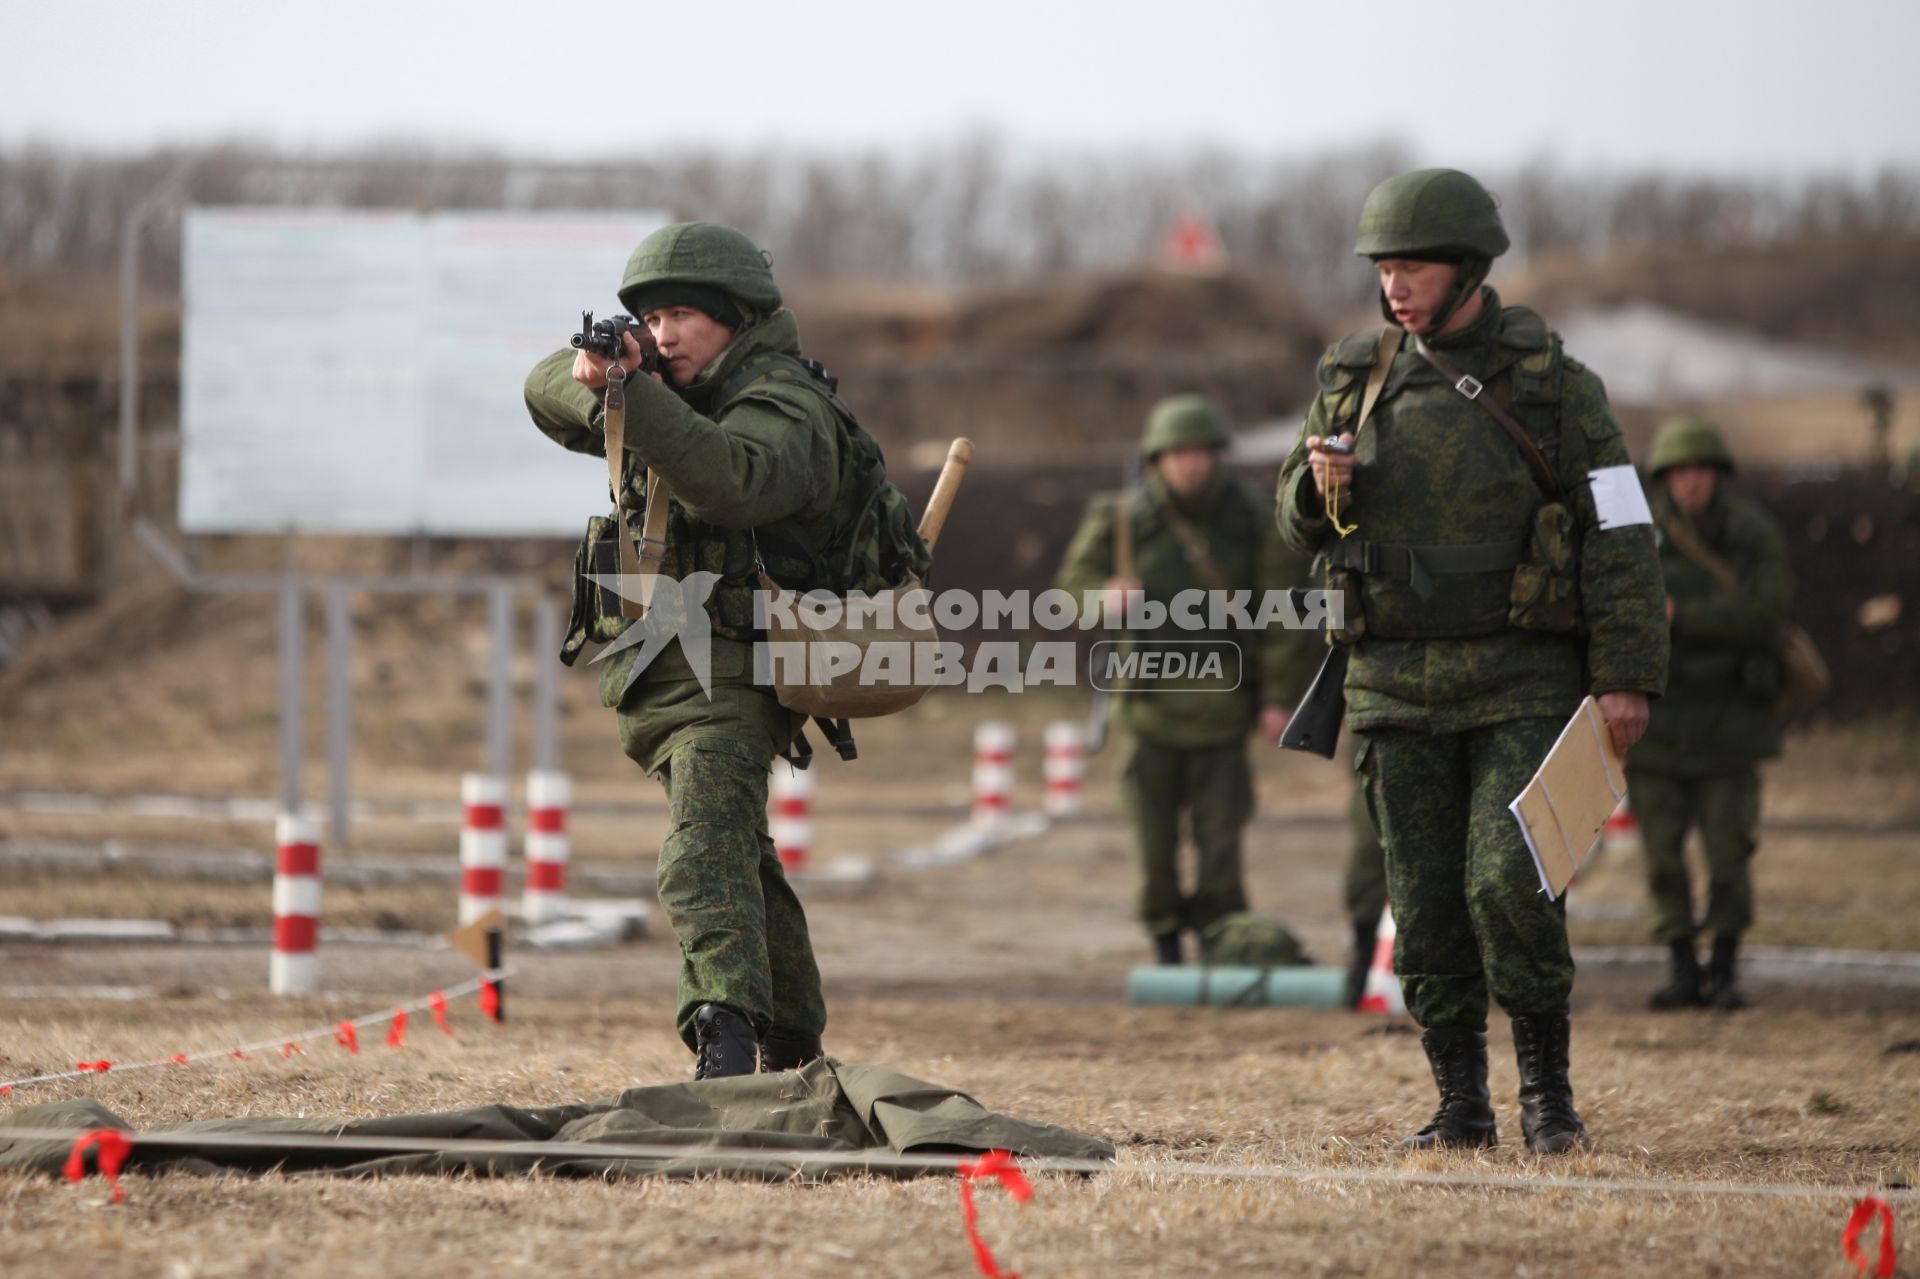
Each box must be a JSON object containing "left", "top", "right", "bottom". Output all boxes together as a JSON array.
[{"left": 1316, "top": 306, "right": 1573, "bottom": 641}]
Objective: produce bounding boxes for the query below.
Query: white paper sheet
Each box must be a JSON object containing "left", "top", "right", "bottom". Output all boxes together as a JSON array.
[{"left": 1588, "top": 463, "right": 1655, "bottom": 530}]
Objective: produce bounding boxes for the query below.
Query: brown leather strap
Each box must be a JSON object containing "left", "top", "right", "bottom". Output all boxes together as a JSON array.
[
  {"left": 602, "top": 369, "right": 645, "bottom": 619},
  {"left": 1659, "top": 510, "right": 1741, "bottom": 593},
  {"left": 1113, "top": 495, "right": 1134, "bottom": 581},
  {"left": 1159, "top": 503, "right": 1232, "bottom": 593},
  {"left": 1412, "top": 339, "right": 1562, "bottom": 498},
  {"left": 634, "top": 467, "right": 671, "bottom": 612},
  {"left": 1355, "top": 327, "right": 1403, "bottom": 437}
]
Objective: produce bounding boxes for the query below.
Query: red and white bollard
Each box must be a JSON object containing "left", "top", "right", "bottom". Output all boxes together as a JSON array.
[
  {"left": 1603, "top": 804, "right": 1643, "bottom": 862},
  {"left": 460, "top": 773, "right": 507, "bottom": 925},
  {"left": 522, "top": 770, "right": 571, "bottom": 924},
  {"left": 972, "top": 722, "right": 1016, "bottom": 824},
  {"left": 771, "top": 766, "right": 815, "bottom": 874},
  {"left": 1042, "top": 720, "right": 1086, "bottom": 816},
  {"left": 1357, "top": 904, "right": 1406, "bottom": 1015},
  {"left": 270, "top": 814, "right": 321, "bottom": 996}
]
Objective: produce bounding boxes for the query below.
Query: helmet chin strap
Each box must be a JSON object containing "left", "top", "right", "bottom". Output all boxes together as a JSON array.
[{"left": 1376, "top": 253, "right": 1492, "bottom": 334}]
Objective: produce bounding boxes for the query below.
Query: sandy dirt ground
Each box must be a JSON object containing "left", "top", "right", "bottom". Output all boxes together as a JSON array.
[{"left": 2, "top": 696, "right": 1918, "bottom": 1276}]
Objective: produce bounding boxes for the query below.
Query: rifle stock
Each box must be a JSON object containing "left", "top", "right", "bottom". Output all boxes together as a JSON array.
[{"left": 1278, "top": 644, "right": 1350, "bottom": 759}]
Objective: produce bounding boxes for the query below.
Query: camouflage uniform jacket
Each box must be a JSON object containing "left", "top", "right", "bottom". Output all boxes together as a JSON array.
[
  {"left": 523, "top": 310, "right": 843, "bottom": 753},
  {"left": 1631, "top": 487, "right": 1790, "bottom": 775},
  {"left": 1275, "top": 291, "right": 1668, "bottom": 732},
  {"left": 1058, "top": 470, "right": 1314, "bottom": 747}
]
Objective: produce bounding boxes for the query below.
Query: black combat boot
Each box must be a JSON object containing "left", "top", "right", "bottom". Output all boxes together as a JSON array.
[
  {"left": 1152, "top": 931, "right": 1183, "bottom": 966},
  {"left": 1399, "top": 1026, "right": 1497, "bottom": 1150},
  {"left": 1511, "top": 1012, "right": 1590, "bottom": 1154},
  {"left": 759, "top": 1032, "right": 824, "bottom": 1073},
  {"left": 1343, "top": 918, "right": 1378, "bottom": 1009},
  {"left": 1648, "top": 938, "right": 1705, "bottom": 1010},
  {"left": 1704, "top": 934, "right": 1748, "bottom": 1010},
  {"left": 692, "top": 1004, "right": 759, "bottom": 1081}
]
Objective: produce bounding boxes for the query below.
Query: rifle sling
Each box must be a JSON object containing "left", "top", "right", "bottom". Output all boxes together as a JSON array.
[
  {"left": 1412, "top": 338, "right": 1562, "bottom": 499},
  {"left": 1159, "top": 503, "right": 1232, "bottom": 593},
  {"left": 603, "top": 368, "right": 670, "bottom": 618},
  {"left": 1658, "top": 510, "right": 1742, "bottom": 593},
  {"left": 1356, "top": 327, "right": 1402, "bottom": 437}
]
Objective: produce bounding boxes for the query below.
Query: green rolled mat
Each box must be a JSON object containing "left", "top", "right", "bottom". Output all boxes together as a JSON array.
[{"left": 1126, "top": 965, "right": 1349, "bottom": 1009}]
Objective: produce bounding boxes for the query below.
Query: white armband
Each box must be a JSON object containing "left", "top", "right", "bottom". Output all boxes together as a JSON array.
[{"left": 1587, "top": 464, "right": 1653, "bottom": 530}]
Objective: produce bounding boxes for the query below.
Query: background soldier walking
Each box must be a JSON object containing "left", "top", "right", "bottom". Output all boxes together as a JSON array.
[
  {"left": 1058, "top": 396, "right": 1312, "bottom": 965},
  {"left": 1631, "top": 416, "right": 1793, "bottom": 1012},
  {"left": 1276, "top": 170, "right": 1668, "bottom": 1153},
  {"left": 523, "top": 222, "right": 850, "bottom": 1080}
]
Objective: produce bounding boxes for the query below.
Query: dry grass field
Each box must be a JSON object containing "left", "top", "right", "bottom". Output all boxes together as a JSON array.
[{"left": 2, "top": 693, "right": 1918, "bottom": 1276}]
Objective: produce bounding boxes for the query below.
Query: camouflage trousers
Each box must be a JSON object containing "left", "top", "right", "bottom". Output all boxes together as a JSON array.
[
  {"left": 654, "top": 737, "right": 828, "bottom": 1050},
  {"left": 1356, "top": 718, "right": 1573, "bottom": 1030},
  {"left": 1626, "top": 766, "right": 1760, "bottom": 943},
  {"left": 1118, "top": 732, "right": 1254, "bottom": 937},
  {"left": 1339, "top": 731, "right": 1387, "bottom": 933}
]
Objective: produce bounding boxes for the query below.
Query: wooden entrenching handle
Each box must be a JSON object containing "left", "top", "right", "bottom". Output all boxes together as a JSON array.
[{"left": 916, "top": 437, "right": 974, "bottom": 551}]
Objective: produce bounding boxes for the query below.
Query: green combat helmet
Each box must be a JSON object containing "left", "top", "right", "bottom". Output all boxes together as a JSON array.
[
  {"left": 1648, "top": 416, "right": 1737, "bottom": 476},
  {"left": 619, "top": 221, "right": 783, "bottom": 322},
  {"left": 1353, "top": 168, "right": 1511, "bottom": 260},
  {"left": 1354, "top": 168, "right": 1509, "bottom": 330},
  {"left": 1141, "top": 394, "right": 1232, "bottom": 457}
]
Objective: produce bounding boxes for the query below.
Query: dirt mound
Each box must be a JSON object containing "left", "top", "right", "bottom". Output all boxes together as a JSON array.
[
  {"left": 797, "top": 268, "right": 1329, "bottom": 464},
  {"left": 1506, "top": 232, "right": 1920, "bottom": 361},
  {"left": 941, "top": 267, "right": 1321, "bottom": 353}
]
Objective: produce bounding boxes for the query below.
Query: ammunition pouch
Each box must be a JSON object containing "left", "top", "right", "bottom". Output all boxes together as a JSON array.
[
  {"left": 561, "top": 513, "right": 636, "bottom": 666},
  {"left": 1508, "top": 501, "right": 1583, "bottom": 634},
  {"left": 1324, "top": 536, "right": 1526, "bottom": 640}
]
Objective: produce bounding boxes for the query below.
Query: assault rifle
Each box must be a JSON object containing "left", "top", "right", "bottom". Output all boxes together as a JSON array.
[{"left": 571, "top": 312, "right": 661, "bottom": 374}]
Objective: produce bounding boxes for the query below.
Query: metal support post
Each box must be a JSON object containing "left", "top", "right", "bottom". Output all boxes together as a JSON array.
[
  {"left": 487, "top": 582, "right": 515, "bottom": 783},
  {"left": 279, "top": 577, "right": 305, "bottom": 814},
  {"left": 326, "top": 582, "right": 352, "bottom": 849},
  {"left": 532, "top": 594, "right": 562, "bottom": 773}
]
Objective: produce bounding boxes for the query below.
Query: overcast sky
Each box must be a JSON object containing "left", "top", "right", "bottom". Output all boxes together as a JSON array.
[{"left": 2, "top": 0, "right": 1914, "bottom": 176}]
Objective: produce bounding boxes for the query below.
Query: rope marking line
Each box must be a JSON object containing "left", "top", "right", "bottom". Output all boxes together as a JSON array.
[
  {"left": 0, "top": 970, "right": 507, "bottom": 1093},
  {"left": 11, "top": 1123, "right": 1918, "bottom": 1206}
]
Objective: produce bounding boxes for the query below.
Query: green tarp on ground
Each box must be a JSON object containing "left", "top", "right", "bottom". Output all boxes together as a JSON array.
[{"left": 0, "top": 1059, "right": 1111, "bottom": 1183}]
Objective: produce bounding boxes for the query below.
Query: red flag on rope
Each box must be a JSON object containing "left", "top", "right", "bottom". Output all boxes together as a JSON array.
[
  {"left": 168, "top": 1054, "right": 189, "bottom": 1066},
  {"left": 333, "top": 1022, "right": 359, "bottom": 1055},
  {"left": 478, "top": 981, "right": 502, "bottom": 1024},
  {"left": 1843, "top": 1197, "right": 1897, "bottom": 1278},
  {"left": 74, "top": 1061, "right": 111, "bottom": 1074},
  {"left": 64, "top": 1130, "right": 132, "bottom": 1204},
  {"left": 229, "top": 1049, "right": 249, "bottom": 1061},
  {"left": 957, "top": 1150, "right": 1034, "bottom": 1279},
  {"left": 281, "top": 1042, "right": 303, "bottom": 1059},
  {"left": 430, "top": 990, "right": 454, "bottom": 1036},
  {"left": 387, "top": 1009, "right": 408, "bottom": 1049}
]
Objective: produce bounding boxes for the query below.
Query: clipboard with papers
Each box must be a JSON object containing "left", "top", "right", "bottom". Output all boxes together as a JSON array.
[{"left": 1509, "top": 696, "right": 1630, "bottom": 900}]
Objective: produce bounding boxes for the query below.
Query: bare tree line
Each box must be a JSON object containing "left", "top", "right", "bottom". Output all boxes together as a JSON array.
[{"left": 2, "top": 137, "right": 1916, "bottom": 310}]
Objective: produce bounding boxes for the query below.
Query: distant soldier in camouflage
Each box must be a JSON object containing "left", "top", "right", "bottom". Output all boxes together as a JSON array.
[
  {"left": 523, "top": 222, "right": 841, "bottom": 1080},
  {"left": 1058, "top": 395, "right": 1313, "bottom": 965},
  {"left": 1276, "top": 170, "right": 1668, "bottom": 1153},
  {"left": 1631, "top": 417, "right": 1791, "bottom": 1012}
]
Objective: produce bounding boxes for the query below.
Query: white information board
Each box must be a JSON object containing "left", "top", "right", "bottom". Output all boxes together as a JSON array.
[{"left": 180, "top": 208, "right": 670, "bottom": 535}]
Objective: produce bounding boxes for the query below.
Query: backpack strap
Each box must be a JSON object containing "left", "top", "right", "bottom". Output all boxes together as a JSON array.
[{"left": 813, "top": 716, "right": 858, "bottom": 762}]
